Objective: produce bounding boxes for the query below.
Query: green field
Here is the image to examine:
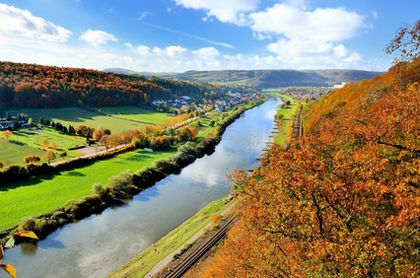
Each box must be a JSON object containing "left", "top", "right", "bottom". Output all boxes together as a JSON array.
[
  {"left": 98, "top": 106, "right": 173, "bottom": 124},
  {"left": 0, "top": 128, "right": 87, "bottom": 165},
  {"left": 0, "top": 148, "right": 177, "bottom": 231},
  {"left": 7, "top": 107, "right": 151, "bottom": 133},
  {"left": 0, "top": 138, "right": 45, "bottom": 165},
  {"left": 110, "top": 197, "right": 230, "bottom": 278},
  {"left": 262, "top": 92, "right": 299, "bottom": 149}
]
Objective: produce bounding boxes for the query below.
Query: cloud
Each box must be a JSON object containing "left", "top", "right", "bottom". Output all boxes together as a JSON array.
[
  {"left": 248, "top": 2, "right": 367, "bottom": 68},
  {"left": 0, "top": 3, "right": 72, "bottom": 42},
  {"left": 192, "top": 47, "right": 220, "bottom": 59},
  {"left": 249, "top": 3, "right": 366, "bottom": 41},
  {"left": 173, "top": 0, "right": 259, "bottom": 25},
  {"left": 137, "top": 11, "right": 151, "bottom": 21},
  {"left": 80, "top": 29, "right": 118, "bottom": 47}
]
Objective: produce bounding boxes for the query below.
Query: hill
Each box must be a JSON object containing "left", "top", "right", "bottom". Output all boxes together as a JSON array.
[
  {"left": 103, "top": 68, "right": 381, "bottom": 89},
  {"left": 161, "top": 69, "right": 381, "bottom": 88},
  {"left": 0, "top": 62, "right": 223, "bottom": 109},
  {"left": 200, "top": 58, "right": 419, "bottom": 277}
]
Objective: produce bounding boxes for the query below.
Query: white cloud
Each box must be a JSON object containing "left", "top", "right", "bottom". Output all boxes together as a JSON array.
[
  {"left": 192, "top": 47, "right": 220, "bottom": 59},
  {"left": 80, "top": 29, "right": 118, "bottom": 47},
  {"left": 249, "top": 3, "right": 365, "bottom": 41},
  {"left": 173, "top": 0, "right": 259, "bottom": 24},
  {"left": 0, "top": 3, "right": 72, "bottom": 42},
  {"left": 249, "top": 2, "right": 367, "bottom": 69}
]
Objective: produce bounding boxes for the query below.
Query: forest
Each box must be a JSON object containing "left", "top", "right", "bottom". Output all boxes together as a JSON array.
[
  {"left": 0, "top": 62, "right": 224, "bottom": 108},
  {"left": 200, "top": 50, "right": 419, "bottom": 276}
]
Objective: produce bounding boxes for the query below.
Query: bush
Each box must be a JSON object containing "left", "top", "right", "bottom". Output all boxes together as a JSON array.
[
  {"left": 9, "top": 139, "right": 26, "bottom": 145},
  {"left": 24, "top": 155, "right": 41, "bottom": 164},
  {"left": 92, "top": 183, "right": 107, "bottom": 198},
  {"left": 108, "top": 170, "right": 135, "bottom": 191}
]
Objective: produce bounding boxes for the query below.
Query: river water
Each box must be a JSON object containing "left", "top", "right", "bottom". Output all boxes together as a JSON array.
[{"left": 5, "top": 98, "right": 281, "bottom": 277}]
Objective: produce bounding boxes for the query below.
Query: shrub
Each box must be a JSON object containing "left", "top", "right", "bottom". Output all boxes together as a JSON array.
[
  {"left": 24, "top": 155, "right": 41, "bottom": 164},
  {"left": 108, "top": 170, "right": 135, "bottom": 191},
  {"left": 211, "top": 214, "right": 221, "bottom": 223}
]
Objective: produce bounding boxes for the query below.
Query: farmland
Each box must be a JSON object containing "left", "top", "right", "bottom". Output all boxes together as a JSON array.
[
  {"left": 98, "top": 106, "right": 173, "bottom": 124},
  {"left": 0, "top": 148, "right": 177, "bottom": 231},
  {"left": 6, "top": 107, "right": 161, "bottom": 133},
  {"left": 0, "top": 128, "right": 87, "bottom": 165},
  {"left": 0, "top": 138, "right": 44, "bottom": 165}
]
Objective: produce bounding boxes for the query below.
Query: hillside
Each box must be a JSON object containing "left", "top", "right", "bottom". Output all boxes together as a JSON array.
[
  {"left": 0, "top": 62, "right": 222, "bottom": 109},
  {"left": 200, "top": 58, "right": 419, "bottom": 277},
  {"left": 161, "top": 69, "right": 381, "bottom": 88}
]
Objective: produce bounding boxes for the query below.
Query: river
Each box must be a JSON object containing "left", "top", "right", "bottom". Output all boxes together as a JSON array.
[{"left": 5, "top": 98, "right": 281, "bottom": 277}]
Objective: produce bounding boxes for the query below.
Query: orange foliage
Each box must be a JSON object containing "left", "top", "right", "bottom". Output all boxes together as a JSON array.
[{"left": 202, "top": 58, "right": 420, "bottom": 277}]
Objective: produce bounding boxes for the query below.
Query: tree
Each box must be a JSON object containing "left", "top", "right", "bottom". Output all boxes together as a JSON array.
[
  {"left": 43, "top": 150, "right": 56, "bottom": 164},
  {"left": 42, "top": 139, "right": 49, "bottom": 149},
  {"left": 92, "top": 128, "right": 105, "bottom": 141},
  {"left": 385, "top": 19, "right": 420, "bottom": 62},
  {"left": 202, "top": 54, "right": 420, "bottom": 277},
  {"left": 23, "top": 155, "right": 40, "bottom": 164},
  {"left": 2, "top": 130, "right": 12, "bottom": 140}
]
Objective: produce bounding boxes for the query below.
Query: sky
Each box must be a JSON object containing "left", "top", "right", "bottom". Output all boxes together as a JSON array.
[{"left": 0, "top": 0, "right": 418, "bottom": 72}]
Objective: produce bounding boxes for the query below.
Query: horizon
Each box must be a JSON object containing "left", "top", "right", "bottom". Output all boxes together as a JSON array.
[{"left": 0, "top": 1, "right": 419, "bottom": 72}]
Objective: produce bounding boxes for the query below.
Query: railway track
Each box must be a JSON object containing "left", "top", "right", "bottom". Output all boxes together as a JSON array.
[{"left": 164, "top": 217, "right": 237, "bottom": 278}]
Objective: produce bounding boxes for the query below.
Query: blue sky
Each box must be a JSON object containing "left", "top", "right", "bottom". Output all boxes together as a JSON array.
[{"left": 0, "top": 0, "right": 418, "bottom": 72}]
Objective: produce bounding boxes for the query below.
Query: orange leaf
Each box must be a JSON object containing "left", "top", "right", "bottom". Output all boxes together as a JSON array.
[
  {"left": 0, "top": 264, "right": 16, "bottom": 278},
  {"left": 14, "top": 231, "right": 39, "bottom": 240}
]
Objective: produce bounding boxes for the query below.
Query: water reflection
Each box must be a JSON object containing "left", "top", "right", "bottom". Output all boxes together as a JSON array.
[{"left": 5, "top": 99, "right": 281, "bottom": 278}]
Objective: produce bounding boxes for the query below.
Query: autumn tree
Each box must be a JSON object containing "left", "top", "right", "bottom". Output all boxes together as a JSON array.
[
  {"left": 386, "top": 18, "right": 420, "bottom": 62},
  {"left": 43, "top": 150, "right": 56, "bottom": 164},
  {"left": 202, "top": 49, "right": 420, "bottom": 278},
  {"left": 2, "top": 130, "right": 12, "bottom": 139},
  {"left": 92, "top": 128, "right": 105, "bottom": 141},
  {"left": 23, "top": 155, "right": 41, "bottom": 164}
]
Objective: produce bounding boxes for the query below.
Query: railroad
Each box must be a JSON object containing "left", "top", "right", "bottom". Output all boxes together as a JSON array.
[{"left": 163, "top": 217, "right": 237, "bottom": 278}]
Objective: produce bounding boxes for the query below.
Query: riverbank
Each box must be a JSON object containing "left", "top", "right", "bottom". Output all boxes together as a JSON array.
[
  {"left": 113, "top": 96, "right": 300, "bottom": 277},
  {"left": 109, "top": 197, "right": 232, "bottom": 278},
  {"left": 272, "top": 94, "right": 299, "bottom": 149},
  {"left": 0, "top": 99, "right": 264, "bottom": 245}
]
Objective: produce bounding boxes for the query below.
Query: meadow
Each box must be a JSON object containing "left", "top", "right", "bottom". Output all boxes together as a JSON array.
[
  {"left": 98, "top": 106, "right": 173, "bottom": 124},
  {"left": 266, "top": 93, "right": 299, "bottom": 149},
  {"left": 0, "top": 138, "right": 44, "bottom": 165},
  {"left": 0, "top": 148, "right": 177, "bottom": 231},
  {"left": 0, "top": 128, "right": 87, "bottom": 165},
  {"left": 7, "top": 107, "right": 154, "bottom": 133}
]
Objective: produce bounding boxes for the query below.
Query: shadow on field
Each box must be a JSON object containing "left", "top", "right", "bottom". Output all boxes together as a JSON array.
[{"left": 0, "top": 173, "right": 58, "bottom": 192}]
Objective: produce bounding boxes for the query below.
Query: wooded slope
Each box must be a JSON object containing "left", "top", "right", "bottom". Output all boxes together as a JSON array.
[
  {"left": 0, "top": 62, "right": 219, "bottom": 108},
  {"left": 201, "top": 58, "right": 419, "bottom": 277}
]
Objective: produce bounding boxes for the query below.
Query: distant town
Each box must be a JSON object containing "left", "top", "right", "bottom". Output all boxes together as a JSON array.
[{"left": 151, "top": 91, "right": 262, "bottom": 114}]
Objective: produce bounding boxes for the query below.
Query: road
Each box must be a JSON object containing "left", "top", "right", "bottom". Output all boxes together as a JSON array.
[{"left": 163, "top": 217, "right": 237, "bottom": 278}]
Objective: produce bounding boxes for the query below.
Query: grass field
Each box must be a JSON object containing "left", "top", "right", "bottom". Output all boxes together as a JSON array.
[
  {"left": 0, "top": 148, "right": 177, "bottom": 231},
  {"left": 110, "top": 197, "right": 230, "bottom": 278},
  {"left": 0, "top": 138, "right": 45, "bottom": 165},
  {"left": 0, "top": 128, "right": 87, "bottom": 165},
  {"left": 98, "top": 106, "right": 173, "bottom": 124},
  {"left": 7, "top": 107, "right": 151, "bottom": 133},
  {"left": 261, "top": 92, "right": 299, "bottom": 149}
]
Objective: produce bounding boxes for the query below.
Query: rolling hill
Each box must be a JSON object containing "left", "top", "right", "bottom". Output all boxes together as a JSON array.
[{"left": 105, "top": 68, "right": 382, "bottom": 89}]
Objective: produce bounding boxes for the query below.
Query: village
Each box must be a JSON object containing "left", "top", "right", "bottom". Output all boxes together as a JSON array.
[
  {"left": 151, "top": 91, "right": 262, "bottom": 114},
  {"left": 0, "top": 110, "right": 31, "bottom": 131}
]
